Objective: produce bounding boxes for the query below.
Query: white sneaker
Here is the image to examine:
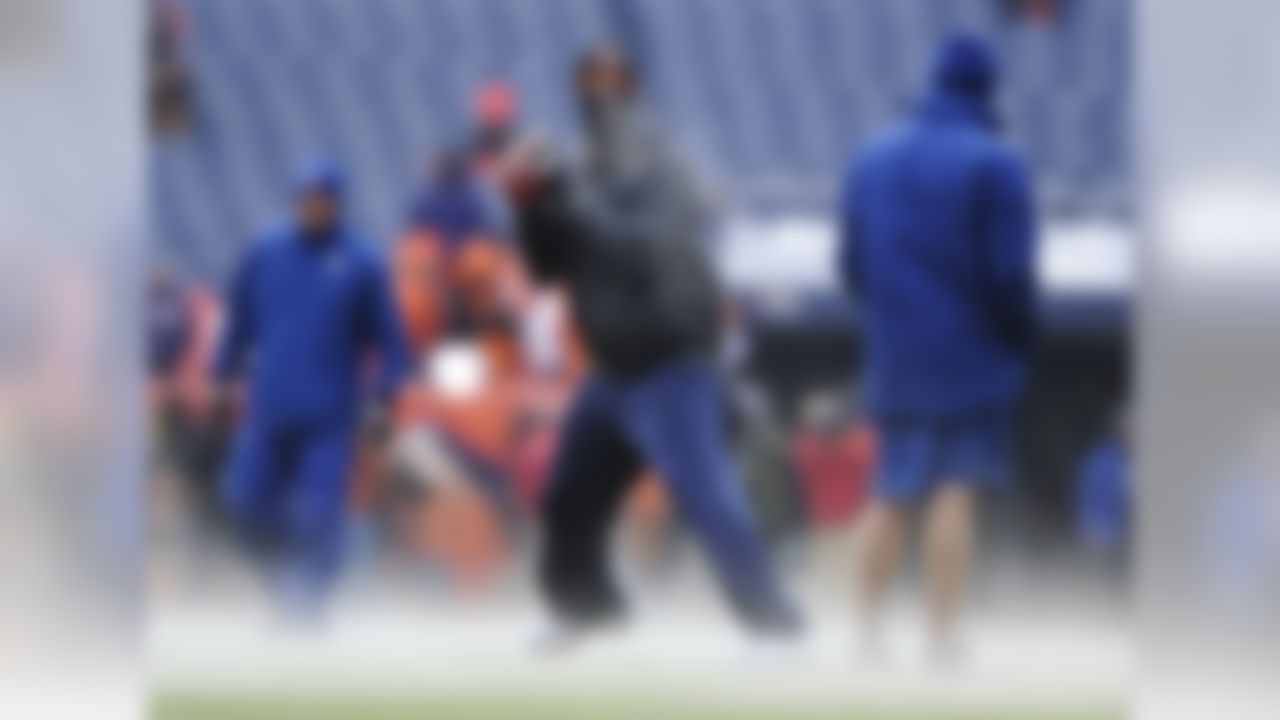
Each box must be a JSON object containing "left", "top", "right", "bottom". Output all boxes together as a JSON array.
[
  {"left": 926, "top": 634, "right": 971, "bottom": 673},
  {"left": 855, "top": 632, "right": 890, "bottom": 668},
  {"left": 531, "top": 622, "right": 588, "bottom": 657},
  {"left": 530, "top": 616, "right": 624, "bottom": 658},
  {"left": 741, "top": 630, "right": 810, "bottom": 670}
]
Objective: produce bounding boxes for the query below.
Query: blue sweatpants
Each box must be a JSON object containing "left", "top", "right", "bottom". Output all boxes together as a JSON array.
[
  {"left": 539, "top": 360, "right": 800, "bottom": 633},
  {"left": 222, "top": 416, "right": 356, "bottom": 616}
]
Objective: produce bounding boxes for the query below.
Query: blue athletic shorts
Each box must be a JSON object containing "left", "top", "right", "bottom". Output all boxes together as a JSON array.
[{"left": 873, "top": 409, "right": 1015, "bottom": 503}]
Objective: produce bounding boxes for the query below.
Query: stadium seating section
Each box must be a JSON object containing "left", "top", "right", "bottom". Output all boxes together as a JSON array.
[{"left": 153, "top": 0, "right": 1130, "bottom": 280}]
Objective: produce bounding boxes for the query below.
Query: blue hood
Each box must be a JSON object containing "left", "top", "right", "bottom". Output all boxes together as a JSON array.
[
  {"left": 932, "top": 35, "right": 998, "bottom": 100},
  {"left": 926, "top": 35, "right": 1000, "bottom": 128}
]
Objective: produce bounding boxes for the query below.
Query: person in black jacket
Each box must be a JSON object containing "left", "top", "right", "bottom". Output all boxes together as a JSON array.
[{"left": 510, "top": 46, "right": 801, "bottom": 642}]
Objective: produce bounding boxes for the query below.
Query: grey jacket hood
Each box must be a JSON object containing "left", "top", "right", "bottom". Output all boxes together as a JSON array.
[{"left": 578, "top": 100, "right": 712, "bottom": 247}]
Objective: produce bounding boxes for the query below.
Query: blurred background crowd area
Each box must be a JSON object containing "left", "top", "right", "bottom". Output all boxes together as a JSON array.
[{"left": 147, "top": 0, "right": 1130, "bottom": 601}]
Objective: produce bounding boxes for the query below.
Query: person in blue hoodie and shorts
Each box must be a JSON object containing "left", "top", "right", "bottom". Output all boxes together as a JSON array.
[{"left": 838, "top": 36, "right": 1038, "bottom": 660}]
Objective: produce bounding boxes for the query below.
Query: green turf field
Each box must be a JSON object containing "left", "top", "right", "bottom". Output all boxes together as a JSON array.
[{"left": 153, "top": 693, "right": 1125, "bottom": 720}]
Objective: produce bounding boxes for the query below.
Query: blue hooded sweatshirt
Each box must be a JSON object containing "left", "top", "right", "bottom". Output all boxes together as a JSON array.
[
  {"left": 214, "top": 163, "right": 409, "bottom": 428},
  {"left": 839, "top": 37, "right": 1037, "bottom": 419}
]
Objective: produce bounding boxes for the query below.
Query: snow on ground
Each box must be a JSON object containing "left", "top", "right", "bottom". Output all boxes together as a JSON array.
[{"left": 151, "top": 595, "right": 1129, "bottom": 712}]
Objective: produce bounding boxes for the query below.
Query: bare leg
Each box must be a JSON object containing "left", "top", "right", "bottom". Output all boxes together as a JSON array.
[
  {"left": 856, "top": 500, "right": 909, "bottom": 648},
  {"left": 922, "top": 483, "right": 977, "bottom": 654}
]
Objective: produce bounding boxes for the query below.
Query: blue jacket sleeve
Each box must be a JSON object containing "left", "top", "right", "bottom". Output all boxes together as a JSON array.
[
  {"left": 361, "top": 258, "right": 411, "bottom": 401},
  {"left": 837, "top": 160, "right": 866, "bottom": 299},
  {"left": 211, "top": 249, "right": 256, "bottom": 382},
  {"left": 983, "top": 152, "right": 1038, "bottom": 351}
]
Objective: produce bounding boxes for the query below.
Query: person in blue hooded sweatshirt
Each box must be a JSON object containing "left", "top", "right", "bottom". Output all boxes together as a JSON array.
[
  {"left": 838, "top": 36, "right": 1038, "bottom": 660},
  {"left": 213, "top": 160, "right": 409, "bottom": 619}
]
